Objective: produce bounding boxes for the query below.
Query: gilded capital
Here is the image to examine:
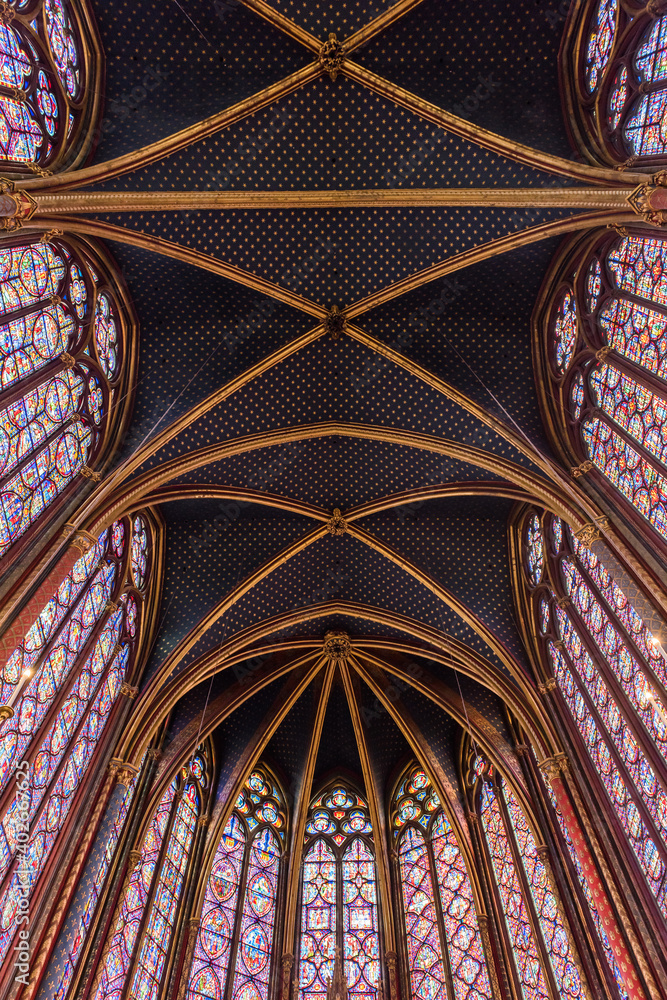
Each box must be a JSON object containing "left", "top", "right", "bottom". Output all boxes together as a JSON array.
[{"left": 570, "top": 460, "right": 593, "bottom": 478}]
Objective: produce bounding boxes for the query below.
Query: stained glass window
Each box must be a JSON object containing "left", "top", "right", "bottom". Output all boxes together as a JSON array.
[
  {"left": 188, "top": 765, "right": 286, "bottom": 1000},
  {"left": 0, "top": 0, "right": 91, "bottom": 170},
  {"left": 520, "top": 510, "right": 667, "bottom": 951},
  {"left": 0, "top": 236, "right": 127, "bottom": 558},
  {"left": 0, "top": 512, "right": 153, "bottom": 967},
  {"left": 298, "top": 782, "right": 380, "bottom": 1000},
  {"left": 585, "top": 0, "right": 618, "bottom": 93},
  {"left": 546, "top": 232, "right": 667, "bottom": 545},
  {"left": 52, "top": 762, "right": 145, "bottom": 1000},
  {"left": 476, "top": 765, "right": 584, "bottom": 1000},
  {"left": 93, "top": 751, "right": 209, "bottom": 1000},
  {"left": 393, "top": 766, "right": 492, "bottom": 1000}
]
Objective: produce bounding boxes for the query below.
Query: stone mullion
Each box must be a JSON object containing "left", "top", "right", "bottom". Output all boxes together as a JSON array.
[
  {"left": 539, "top": 690, "right": 667, "bottom": 998},
  {"left": 550, "top": 639, "right": 667, "bottom": 882},
  {"left": 495, "top": 785, "right": 560, "bottom": 1000},
  {"left": 468, "top": 802, "right": 519, "bottom": 1000},
  {"left": 166, "top": 810, "right": 210, "bottom": 1000},
  {"left": 389, "top": 849, "right": 411, "bottom": 1000},
  {"left": 569, "top": 549, "right": 667, "bottom": 710},
  {"left": 517, "top": 745, "right": 615, "bottom": 1000},
  {"left": 80, "top": 749, "right": 161, "bottom": 1000},
  {"left": 119, "top": 785, "right": 183, "bottom": 1000},
  {"left": 555, "top": 594, "right": 667, "bottom": 800}
]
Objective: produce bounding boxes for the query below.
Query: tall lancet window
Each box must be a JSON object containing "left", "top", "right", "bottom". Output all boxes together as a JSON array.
[
  {"left": 471, "top": 756, "right": 584, "bottom": 1000},
  {"left": 187, "top": 765, "right": 286, "bottom": 1000},
  {"left": 0, "top": 235, "right": 135, "bottom": 562},
  {"left": 536, "top": 229, "right": 667, "bottom": 549},
  {"left": 0, "top": 512, "right": 155, "bottom": 965},
  {"left": 92, "top": 750, "right": 210, "bottom": 1000},
  {"left": 517, "top": 508, "right": 667, "bottom": 922},
  {"left": 298, "top": 782, "right": 381, "bottom": 1000},
  {"left": 392, "top": 764, "right": 492, "bottom": 1000}
]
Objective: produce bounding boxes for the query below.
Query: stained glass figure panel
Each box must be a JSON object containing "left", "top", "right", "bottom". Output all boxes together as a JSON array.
[
  {"left": 230, "top": 828, "right": 280, "bottom": 1000},
  {"left": 398, "top": 827, "right": 447, "bottom": 1000},
  {"left": 432, "top": 814, "right": 492, "bottom": 1000},
  {"left": 480, "top": 782, "right": 550, "bottom": 1000},
  {"left": 585, "top": 0, "right": 618, "bottom": 92},
  {"left": 130, "top": 783, "right": 199, "bottom": 1000},
  {"left": 342, "top": 838, "right": 379, "bottom": 1000},
  {"left": 89, "top": 781, "right": 178, "bottom": 1000},
  {"left": 299, "top": 839, "right": 336, "bottom": 1000},
  {"left": 188, "top": 816, "right": 246, "bottom": 1000},
  {"left": 502, "top": 787, "right": 583, "bottom": 999}
]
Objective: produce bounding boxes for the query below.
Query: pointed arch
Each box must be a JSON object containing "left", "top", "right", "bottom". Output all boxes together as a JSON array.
[
  {"left": 297, "top": 778, "right": 381, "bottom": 1000},
  {"left": 534, "top": 226, "right": 667, "bottom": 557},
  {"left": 91, "top": 744, "right": 212, "bottom": 1000},
  {"left": 187, "top": 763, "right": 287, "bottom": 1000},
  {"left": 0, "top": 232, "right": 136, "bottom": 568},
  {"left": 391, "top": 762, "right": 493, "bottom": 1000},
  {"left": 562, "top": 0, "right": 667, "bottom": 167},
  {"left": 0, "top": 0, "right": 102, "bottom": 174}
]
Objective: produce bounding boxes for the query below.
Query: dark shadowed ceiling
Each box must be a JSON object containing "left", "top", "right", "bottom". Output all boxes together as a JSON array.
[{"left": 81, "top": 0, "right": 586, "bottom": 808}]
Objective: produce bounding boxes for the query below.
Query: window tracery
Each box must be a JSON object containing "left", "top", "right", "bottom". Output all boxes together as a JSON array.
[
  {"left": 0, "top": 235, "right": 134, "bottom": 561},
  {"left": 298, "top": 781, "right": 380, "bottom": 1000},
  {"left": 516, "top": 507, "right": 667, "bottom": 931},
  {"left": 187, "top": 765, "right": 286, "bottom": 1000},
  {"left": 562, "top": 0, "right": 667, "bottom": 166},
  {"left": 536, "top": 228, "right": 667, "bottom": 549},
  {"left": 93, "top": 749, "right": 210, "bottom": 1000},
  {"left": 392, "top": 764, "right": 492, "bottom": 1000},
  {"left": 468, "top": 756, "right": 584, "bottom": 1000},
  {"left": 0, "top": 0, "right": 101, "bottom": 173},
  {"left": 0, "top": 512, "right": 156, "bottom": 966}
]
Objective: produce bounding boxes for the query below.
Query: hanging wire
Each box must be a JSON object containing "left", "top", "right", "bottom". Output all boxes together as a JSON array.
[{"left": 186, "top": 671, "right": 216, "bottom": 776}]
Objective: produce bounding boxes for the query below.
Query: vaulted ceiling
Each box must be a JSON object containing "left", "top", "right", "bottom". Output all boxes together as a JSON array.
[{"left": 51, "top": 0, "right": 614, "bottom": 813}]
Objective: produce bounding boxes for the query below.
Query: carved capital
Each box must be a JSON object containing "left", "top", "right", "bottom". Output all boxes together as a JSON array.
[
  {"left": 146, "top": 748, "right": 161, "bottom": 761},
  {"left": 595, "top": 345, "right": 612, "bottom": 363},
  {"left": 385, "top": 951, "right": 398, "bottom": 969},
  {"left": 0, "top": 2, "right": 16, "bottom": 23},
  {"left": 109, "top": 757, "right": 140, "bottom": 786},
  {"left": 319, "top": 33, "right": 346, "bottom": 82},
  {"left": 538, "top": 677, "right": 558, "bottom": 696},
  {"left": 574, "top": 522, "right": 600, "bottom": 545},
  {"left": 465, "top": 811, "right": 479, "bottom": 826},
  {"left": 65, "top": 526, "right": 97, "bottom": 553},
  {"left": 0, "top": 178, "right": 38, "bottom": 231},
  {"left": 281, "top": 954, "right": 294, "bottom": 971},
  {"left": 323, "top": 630, "right": 351, "bottom": 661},
  {"left": 570, "top": 460, "right": 593, "bottom": 478},
  {"left": 514, "top": 744, "right": 531, "bottom": 757},
  {"left": 119, "top": 683, "right": 138, "bottom": 699},
  {"left": 324, "top": 304, "right": 347, "bottom": 340},
  {"left": 197, "top": 813, "right": 210, "bottom": 827},
  {"left": 105, "top": 600, "right": 120, "bottom": 613},
  {"left": 128, "top": 848, "right": 142, "bottom": 871},
  {"left": 39, "top": 228, "right": 64, "bottom": 243},
  {"left": 326, "top": 507, "right": 348, "bottom": 534},
  {"left": 81, "top": 465, "right": 102, "bottom": 481},
  {"left": 536, "top": 844, "right": 552, "bottom": 864},
  {"left": 0, "top": 705, "right": 14, "bottom": 723},
  {"left": 556, "top": 597, "right": 571, "bottom": 609},
  {"left": 538, "top": 753, "right": 569, "bottom": 782},
  {"left": 60, "top": 352, "right": 76, "bottom": 369}
]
